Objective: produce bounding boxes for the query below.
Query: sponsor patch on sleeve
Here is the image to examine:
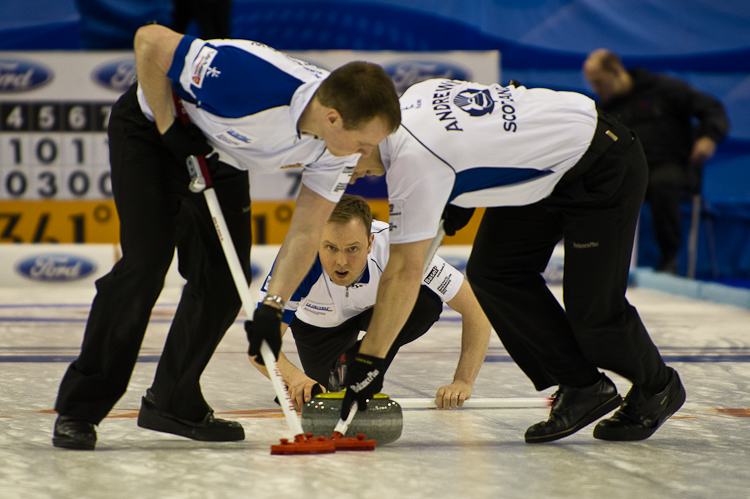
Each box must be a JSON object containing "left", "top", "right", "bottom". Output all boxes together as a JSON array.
[
  {"left": 190, "top": 46, "right": 218, "bottom": 88},
  {"left": 388, "top": 199, "right": 404, "bottom": 238},
  {"left": 330, "top": 165, "right": 355, "bottom": 196}
]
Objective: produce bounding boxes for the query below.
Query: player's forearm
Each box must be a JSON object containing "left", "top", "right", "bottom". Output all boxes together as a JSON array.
[
  {"left": 447, "top": 281, "right": 491, "bottom": 386},
  {"left": 359, "top": 240, "right": 432, "bottom": 358},
  {"left": 249, "top": 350, "right": 304, "bottom": 384},
  {"left": 266, "top": 186, "right": 335, "bottom": 301},
  {"left": 452, "top": 319, "right": 491, "bottom": 386},
  {"left": 360, "top": 271, "right": 423, "bottom": 358},
  {"left": 133, "top": 25, "right": 182, "bottom": 133}
]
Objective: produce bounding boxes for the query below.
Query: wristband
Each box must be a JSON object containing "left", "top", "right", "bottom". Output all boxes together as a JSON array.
[{"left": 263, "top": 294, "right": 285, "bottom": 310}]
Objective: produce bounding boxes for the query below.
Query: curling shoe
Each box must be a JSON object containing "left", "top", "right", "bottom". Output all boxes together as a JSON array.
[
  {"left": 137, "top": 390, "right": 244, "bottom": 442},
  {"left": 52, "top": 415, "right": 97, "bottom": 450},
  {"left": 525, "top": 374, "right": 622, "bottom": 443},
  {"left": 594, "top": 367, "right": 685, "bottom": 441}
]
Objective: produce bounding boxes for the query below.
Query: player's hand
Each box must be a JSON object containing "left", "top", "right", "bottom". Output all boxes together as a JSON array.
[
  {"left": 435, "top": 381, "right": 472, "bottom": 409},
  {"left": 689, "top": 136, "right": 717, "bottom": 166},
  {"left": 245, "top": 305, "right": 283, "bottom": 366},
  {"left": 161, "top": 120, "right": 213, "bottom": 162},
  {"left": 340, "top": 353, "right": 385, "bottom": 419},
  {"left": 288, "top": 375, "right": 326, "bottom": 412}
]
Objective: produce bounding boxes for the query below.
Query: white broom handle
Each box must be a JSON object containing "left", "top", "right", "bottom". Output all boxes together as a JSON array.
[
  {"left": 201, "top": 187, "right": 304, "bottom": 438},
  {"left": 332, "top": 402, "right": 358, "bottom": 436},
  {"left": 423, "top": 220, "right": 446, "bottom": 274},
  {"left": 392, "top": 397, "right": 551, "bottom": 409}
]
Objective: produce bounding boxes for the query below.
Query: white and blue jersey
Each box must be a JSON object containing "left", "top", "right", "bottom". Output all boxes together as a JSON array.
[
  {"left": 382, "top": 79, "right": 598, "bottom": 243},
  {"left": 137, "top": 36, "right": 358, "bottom": 202},
  {"left": 259, "top": 220, "right": 464, "bottom": 328}
]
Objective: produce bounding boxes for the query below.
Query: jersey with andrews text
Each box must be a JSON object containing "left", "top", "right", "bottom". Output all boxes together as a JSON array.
[
  {"left": 136, "top": 35, "right": 357, "bottom": 202},
  {"left": 258, "top": 220, "right": 464, "bottom": 328},
  {"left": 382, "top": 78, "right": 598, "bottom": 243}
]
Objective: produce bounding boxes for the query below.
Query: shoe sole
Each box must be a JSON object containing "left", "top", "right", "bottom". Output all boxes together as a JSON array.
[
  {"left": 52, "top": 436, "right": 95, "bottom": 450},
  {"left": 137, "top": 407, "right": 245, "bottom": 442},
  {"left": 525, "top": 394, "right": 623, "bottom": 443},
  {"left": 593, "top": 382, "right": 686, "bottom": 441}
]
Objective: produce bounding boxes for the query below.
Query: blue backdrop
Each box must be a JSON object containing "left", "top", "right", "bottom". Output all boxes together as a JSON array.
[{"left": 2, "top": 0, "right": 749, "bottom": 278}]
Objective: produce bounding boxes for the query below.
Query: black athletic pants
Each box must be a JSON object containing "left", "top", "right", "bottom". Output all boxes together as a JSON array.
[
  {"left": 290, "top": 286, "right": 443, "bottom": 389},
  {"left": 466, "top": 114, "right": 670, "bottom": 395},
  {"left": 55, "top": 84, "right": 252, "bottom": 423},
  {"left": 645, "top": 161, "right": 685, "bottom": 269}
]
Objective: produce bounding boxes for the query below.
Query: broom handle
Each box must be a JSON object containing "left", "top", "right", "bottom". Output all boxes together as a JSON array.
[
  {"left": 393, "top": 397, "right": 552, "bottom": 409},
  {"left": 171, "top": 92, "right": 304, "bottom": 439}
]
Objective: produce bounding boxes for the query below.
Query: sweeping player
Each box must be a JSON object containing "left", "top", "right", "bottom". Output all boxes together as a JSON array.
[
  {"left": 51, "top": 24, "right": 400, "bottom": 450},
  {"left": 328, "top": 78, "right": 687, "bottom": 443},
  {"left": 249, "top": 194, "right": 491, "bottom": 411}
]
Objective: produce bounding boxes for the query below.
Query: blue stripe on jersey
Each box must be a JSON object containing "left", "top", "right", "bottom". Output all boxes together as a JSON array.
[
  {"left": 282, "top": 309, "right": 296, "bottom": 325},
  {"left": 290, "top": 256, "right": 324, "bottom": 303},
  {"left": 449, "top": 167, "right": 553, "bottom": 202},
  {"left": 192, "top": 45, "right": 304, "bottom": 118}
]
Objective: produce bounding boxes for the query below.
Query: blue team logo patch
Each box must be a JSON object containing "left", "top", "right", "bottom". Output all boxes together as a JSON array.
[
  {"left": 0, "top": 59, "right": 53, "bottom": 92},
  {"left": 15, "top": 254, "right": 97, "bottom": 282},
  {"left": 454, "top": 89, "right": 495, "bottom": 116},
  {"left": 92, "top": 58, "right": 137, "bottom": 92}
]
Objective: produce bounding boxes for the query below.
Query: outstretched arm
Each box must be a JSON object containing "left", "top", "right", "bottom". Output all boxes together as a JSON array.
[
  {"left": 359, "top": 239, "right": 433, "bottom": 357},
  {"left": 434, "top": 280, "right": 491, "bottom": 409},
  {"left": 265, "top": 185, "right": 336, "bottom": 303}
]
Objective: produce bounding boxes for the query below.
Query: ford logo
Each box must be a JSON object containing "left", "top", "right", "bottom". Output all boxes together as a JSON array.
[
  {"left": 384, "top": 61, "right": 470, "bottom": 95},
  {"left": 0, "top": 59, "right": 53, "bottom": 93},
  {"left": 15, "top": 254, "right": 97, "bottom": 282},
  {"left": 93, "top": 58, "right": 137, "bottom": 92}
]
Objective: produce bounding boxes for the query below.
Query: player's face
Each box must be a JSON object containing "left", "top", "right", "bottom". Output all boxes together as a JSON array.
[
  {"left": 319, "top": 219, "right": 374, "bottom": 287},
  {"left": 321, "top": 114, "right": 391, "bottom": 158},
  {"left": 350, "top": 146, "right": 386, "bottom": 183}
]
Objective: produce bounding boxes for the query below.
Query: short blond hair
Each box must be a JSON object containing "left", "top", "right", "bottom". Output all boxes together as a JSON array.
[{"left": 328, "top": 194, "right": 372, "bottom": 236}]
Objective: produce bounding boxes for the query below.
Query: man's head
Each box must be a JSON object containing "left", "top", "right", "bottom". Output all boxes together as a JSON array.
[
  {"left": 583, "top": 49, "right": 633, "bottom": 103},
  {"left": 319, "top": 194, "right": 374, "bottom": 286},
  {"left": 313, "top": 62, "right": 401, "bottom": 157}
]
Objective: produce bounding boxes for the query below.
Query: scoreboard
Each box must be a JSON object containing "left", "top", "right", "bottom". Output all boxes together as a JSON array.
[
  {"left": 0, "top": 50, "right": 498, "bottom": 244},
  {"left": 0, "top": 101, "right": 112, "bottom": 200},
  {"left": 0, "top": 51, "right": 130, "bottom": 243}
]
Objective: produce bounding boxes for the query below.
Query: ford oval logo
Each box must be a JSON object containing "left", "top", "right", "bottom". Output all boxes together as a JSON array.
[
  {"left": 0, "top": 59, "right": 53, "bottom": 93},
  {"left": 384, "top": 61, "right": 470, "bottom": 95},
  {"left": 93, "top": 58, "right": 137, "bottom": 92},
  {"left": 15, "top": 254, "right": 97, "bottom": 282}
]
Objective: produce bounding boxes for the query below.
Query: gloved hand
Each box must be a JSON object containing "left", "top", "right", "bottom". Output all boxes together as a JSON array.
[
  {"left": 161, "top": 120, "right": 213, "bottom": 163},
  {"left": 340, "top": 353, "right": 385, "bottom": 419},
  {"left": 245, "top": 305, "right": 283, "bottom": 366},
  {"left": 442, "top": 204, "right": 476, "bottom": 236}
]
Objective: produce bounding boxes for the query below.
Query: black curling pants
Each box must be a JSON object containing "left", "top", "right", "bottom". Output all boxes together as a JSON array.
[
  {"left": 54, "top": 84, "right": 252, "bottom": 423},
  {"left": 290, "top": 285, "right": 443, "bottom": 389},
  {"left": 466, "top": 119, "right": 670, "bottom": 395}
]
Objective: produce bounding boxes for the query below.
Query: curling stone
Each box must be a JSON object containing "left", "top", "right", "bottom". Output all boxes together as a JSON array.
[{"left": 301, "top": 392, "right": 403, "bottom": 445}]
